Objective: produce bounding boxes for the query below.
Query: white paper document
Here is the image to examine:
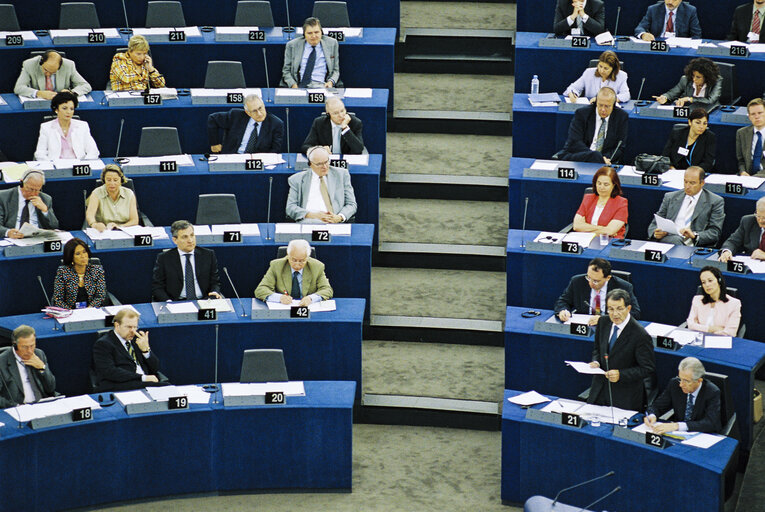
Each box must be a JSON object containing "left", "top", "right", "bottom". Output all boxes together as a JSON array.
[
  {"left": 222, "top": 381, "right": 306, "bottom": 396},
  {"left": 343, "top": 88, "right": 374, "bottom": 98},
  {"left": 533, "top": 231, "right": 564, "bottom": 243},
  {"left": 165, "top": 302, "right": 199, "bottom": 314},
  {"left": 704, "top": 336, "right": 732, "bottom": 349},
  {"left": 210, "top": 152, "right": 285, "bottom": 166},
  {"left": 653, "top": 214, "right": 680, "bottom": 235},
  {"left": 266, "top": 299, "right": 336, "bottom": 312},
  {"left": 0, "top": 30, "right": 37, "bottom": 41},
  {"left": 5, "top": 395, "right": 101, "bottom": 421},
  {"left": 275, "top": 88, "right": 307, "bottom": 97},
  {"left": 669, "top": 329, "right": 698, "bottom": 346},
  {"left": 121, "top": 154, "right": 194, "bottom": 168},
  {"left": 106, "top": 88, "right": 178, "bottom": 100},
  {"left": 562, "top": 232, "right": 596, "bottom": 246},
  {"left": 681, "top": 433, "right": 725, "bottom": 448},
  {"left": 56, "top": 307, "right": 106, "bottom": 324},
  {"left": 564, "top": 313, "right": 594, "bottom": 325},
  {"left": 84, "top": 228, "right": 132, "bottom": 240},
  {"left": 190, "top": 87, "right": 262, "bottom": 98},
  {"left": 196, "top": 298, "right": 234, "bottom": 312},
  {"left": 119, "top": 225, "right": 169, "bottom": 239},
  {"left": 133, "top": 27, "right": 202, "bottom": 37},
  {"left": 507, "top": 390, "right": 551, "bottom": 406},
  {"left": 101, "top": 304, "right": 140, "bottom": 316},
  {"left": 53, "top": 158, "right": 105, "bottom": 170},
  {"left": 576, "top": 403, "right": 637, "bottom": 424},
  {"left": 342, "top": 154, "right": 370, "bottom": 166},
  {"left": 705, "top": 174, "right": 765, "bottom": 190},
  {"left": 635, "top": 241, "right": 674, "bottom": 254},
  {"left": 565, "top": 361, "right": 605, "bottom": 375},
  {"left": 732, "top": 256, "right": 765, "bottom": 274},
  {"left": 50, "top": 28, "right": 121, "bottom": 38},
  {"left": 210, "top": 223, "right": 261, "bottom": 236},
  {"left": 145, "top": 385, "right": 210, "bottom": 404},
  {"left": 644, "top": 322, "right": 677, "bottom": 337},
  {"left": 530, "top": 160, "right": 559, "bottom": 171},
  {"left": 564, "top": 96, "right": 590, "bottom": 104},
  {"left": 540, "top": 398, "right": 586, "bottom": 415},
  {"left": 193, "top": 225, "right": 213, "bottom": 236},
  {"left": 115, "top": 390, "right": 151, "bottom": 405}
]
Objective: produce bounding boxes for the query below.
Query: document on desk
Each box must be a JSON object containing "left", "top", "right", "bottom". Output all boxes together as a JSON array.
[
  {"left": 529, "top": 160, "right": 559, "bottom": 171},
  {"left": 222, "top": 381, "right": 305, "bottom": 396},
  {"left": 211, "top": 223, "right": 261, "bottom": 236},
  {"left": 732, "top": 256, "right": 765, "bottom": 273},
  {"left": 565, "top": 361, "right": 605, "bottom": 375},
  {"left": 4, "top": 395, "right": 100, "bottom": 421},
  {"left": 275, "top": 88, "right": 307, "bottom": 97},
  {"left": 682, "top": 433, "right": 725, "bottom": 448},
  {"left": 53, "top": 158, "right": 104, "bottom": 170},
  {"left": 577, "top": 404, "right": 637, "bottom": 424},
  {"left": 508, "top": 390, "right": 551, "bottom": 406},
  {"left": 146, "top": 385, "right": 210, "bottom": 404},
  {"left": 275, "top": 223, "right": 303, "bottom": 234},
  {"left": 84, "top": 228, "right": 132, "bottom": 240},
  {"left": 634, "top": 241, "right": 674, "bottom": 254},
  {"left": 704, "top": 336, "right": 732, "bottom": 349},
  {"left": 56, "top": 307, "right": 106, "bottom": 324},
  {"left": 266, "top": 299, "right": 336, "bottom": 312},
  {"left": 540, "top": 398, "right": 585, "bottom": 414},
  {"left": 189, "top": 87, "right": 262, "bottom": 98},
  {"left": 304, "top": 224, "right": 351, "bottom": 236},
  {"left": 705, "top": 174, "right": 765, "bottom": 190},
  {"left": 133, "top": 27, "right": 202, "bottom": 37},
  {"left": 0, "top": 30, "right": 38, "bottom": 42},
  {"left": 120, "top": 225, "right": 170, "bottom": 239},
  {"left": 644, "top": 322, "right": 676, "bottom": 338},
  {"left": 0, "top": 162, "right": 29, "bottom": 183},
  {"left": 562, "top": 232, "right": 596, "bottom": 246},
  {"left": 213, "top": 152, "right": 285, "bottom": 166},
  {"left": 668, "top": 329, "right": 697, "bottom": 346},
  {"left": 115, "top": 390, "right": 151, "bottom": 405},
  {"left": 665, "top": 37, "right": 701, "bottom": 49},
  {"left": 50, "top": 28, "right": 121, "bottom": 38},
  {"left": 18, "top": 222, "right": 60, "bottom": 239},
  {"left": 342, "top": 154, "right": 369, "bottom": 166},
  {"left": 564, "top": 96, "right": 590, "bottom": 104},
  {"left": 344, "top": 88, "right": 374, "bottom": 98},
  {"left": 102, "top": 304, "right": 140, "bottom": 316},
  {"left": 564, "top": 313, "right": 594, "bottom": 325},
  {"left": 121, "top": 154, "right": 194, "bottom": 168},
  {"left": 533, "top": 231, "right": 564, "bottom": 243},
  {"left": 652, "top": 214, "right": 681, "bottom": 235},
  {"left": 197, "top": 298, "right": 234, "bottom": 313},
  {"left": 165, "top": 302, "right": 199, "bottom": 314}
]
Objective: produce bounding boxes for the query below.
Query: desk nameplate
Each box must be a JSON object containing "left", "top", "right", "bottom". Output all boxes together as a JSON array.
[
  {"left": 156, "top": 311, "right": 200, "bottom": 324},
  {"left": 534, "top": 319, "right": 592, "bottom": 337},
  {"left": 224, "top": 394, "right": 267, "bottom": 406}
]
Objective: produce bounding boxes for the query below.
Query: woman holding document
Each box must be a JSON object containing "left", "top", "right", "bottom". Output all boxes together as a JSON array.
[
  {"left": 572, "top": 166, "right": 629, "bottom": 239},
  {"left": 563, "top": 51, "right": 630, "bottom": 104},
  {"left": 686, "top": 266, "right": 741, "bottom": 336},
  {"left": 52, "top": 238, "right": 107, "bottom": 309}
]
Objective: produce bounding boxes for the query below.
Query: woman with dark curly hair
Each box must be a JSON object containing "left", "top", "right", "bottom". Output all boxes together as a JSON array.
[
  {"left": 34, "top": 91, "right": 99, "bottom": 161},
  {"left": 653, "top": 58, "right": 722, "bottom": 110},
  {"left": 52, "top": 238, "right": 107, "bottom": 309}
]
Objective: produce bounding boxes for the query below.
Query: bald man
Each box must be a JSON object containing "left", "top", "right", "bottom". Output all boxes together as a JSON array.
[
  {"left": 207, "top": 94, "right": 284, "bottom": 154},
  {"left": 14, "top": 50, "right": 91, "bottom": 100},
  {"left": 300, "top": 97, "right": 365, "bottom": 155}
]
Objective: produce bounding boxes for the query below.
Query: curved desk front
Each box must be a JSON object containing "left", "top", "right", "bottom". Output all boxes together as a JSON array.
[{"left": 0, "top": 381, "right": 354, "bottom": 512}]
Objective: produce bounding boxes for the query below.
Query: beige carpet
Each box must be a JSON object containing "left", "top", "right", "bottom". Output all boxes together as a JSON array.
[
  {"left": 401, "top": 1, "right": 516, "bottom": 29},
  {"left": 394, "top": 73, "right": 513, "bottom": 112}
]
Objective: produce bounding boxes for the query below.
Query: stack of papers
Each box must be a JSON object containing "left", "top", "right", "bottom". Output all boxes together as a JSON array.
[
  {"left": 121, "top": 154, "right": 194, "bottom": 167},
  {"left": 197, "top": 298, "right": 234, "bottom": 312},
  {"left": 189, "top": 88, "right": 262, "bottom": 98},
  {"left": 705, "top": 174, "right": 765, "bottom": 190},
  {"left": 165, "top": 302, "right": 198, "bottom": 314},
  {"left": 266, "top": 299, "right": 336, "bottom": 312},
  {"left": 730, "top": 256, "right": 765, "bottom": 273},
  {"left": 564, "top": 313, "right": 593, "bottom": 325},
  {"left": 222, "top": 381, "right": 306, "bottom": 397},
  {"left": 56, "top": 307, "right": 106, "bottom": 324},
  {"left": 562, "top": 232, "right": 596, "bottom": 246},
  {"left": 0, "top": 162, "right": 29, "bottom": 182},
  {"left": 133, "top": 27, "right": 202, "bottom": 37},
  {"left": 115, "top": 390, "right": 152, "bottom": 405},
  {"left": 665, "top": 37, "right": 701, "bottom": 49},
  {"left": 533, "top": 231, "right": 564, "bottom": 243},
  {"left": 145, "top": 385, "right": 211, "bottom": 404},
  {"left": 507, "top": 390, "right": 550, "bottom": 406},
  {"left": 344, "top": 88, "right": 374, "bottom": 98},
  {"left": 4, "top": 395, "right": 100, "bottom": 421}
]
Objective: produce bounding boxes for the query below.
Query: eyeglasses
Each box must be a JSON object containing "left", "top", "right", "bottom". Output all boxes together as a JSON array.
[
  {"left": 585, "top": 275, "right": 604, "bottom": 286},
  {"left": 311, "top": 160, "right": 330, "bottom": 167}
]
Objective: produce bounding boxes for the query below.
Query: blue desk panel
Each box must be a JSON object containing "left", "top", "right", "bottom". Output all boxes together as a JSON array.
[
  {"left": 508, "top": 157, "right": 763, "bottom": 239},
  {"left": 502, "top": 390, "right": 737, "bottom": 511},
  {"left": 5, "top": 0, "right": 400, "bottom": 31},
  {"left": 0, "top": 90, "right": 388, "bottom": 162},
  {"left": 0, "top": 300, "right": 364, "bottom": 398},
  {"left": 516, "top": 1, "right": 743, "bottom": 41},
  {"left": 0, "top": 381, "right": 354, "bottom": 512},
  {"left": 506, "top": 229, "right": 765, "bottom": 342},
  {"left": 512, "top": 93, "right": 744, "bottom": 173},
  {"left": 0, "top": 225, "right": 372, "bottom": 317},
  {"left": 504, "top": 306, "right": 765, "bottom": 449}
]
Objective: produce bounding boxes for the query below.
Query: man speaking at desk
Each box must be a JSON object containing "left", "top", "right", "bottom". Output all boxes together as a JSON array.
[
  {"left": 0, "top": 325, "right": 57, "bottom": 407},
  {"left": 588, "top": 289, "right": 655, "bottom": 411},
  {"left": 152, "top": 220, "right": 222, "bottom": 301},
  {"left": 255, "top": 239, "right": 333, "bottom": 306},
  {"left": 207, "top": 94, "right": 284, "bottom": 154}
]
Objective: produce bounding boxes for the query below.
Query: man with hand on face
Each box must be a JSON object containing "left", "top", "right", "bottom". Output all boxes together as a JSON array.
[
  {"left": 719, "top": 196, "right": 765, "bottom": 263},
  {"left": 92, "top": 308, "right": 165, "bottom": 392},
  {"left": 254, "top": 239, "right": 333, "bottom": 306},
  {"left": 0, "top": 169, "right": 59, "bottom": 239},
  {"left": 207, "top": 94, "right": 284, "bottom": 154},
  {"left": 14, "top": 50, "right": 92, "bottom": 99},
  {"left": 281, "top": 17, "right": 340, "bottom": 89},
  {"left": 151, "top": 220, "right": 222, "bottom": 301},
  {"left": 553, "top": 0, "right": 605, "bottom": 37},
  {"left": 0, "top": 325, "right": 57, "bottom": 408},
  {"left": 300, "top": 97, "right": 365, "bottom": 155},
  {"left": 635, "top": 0, "right": 702, "bottom": 40}
]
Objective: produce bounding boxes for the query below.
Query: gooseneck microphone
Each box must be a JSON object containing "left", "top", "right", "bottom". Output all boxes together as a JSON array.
[
  {"left": 115, "top": 118, "right": 125, "bottom": 159},
  {"left": 223, "top": 267, "right": 247, "bottom": 318},
  {"left": 552, "top": 471, "right": 615, "bottom": 506},
  {"left": 578, "top": 486, "right": 621, "bottom": 512},
  {"left": 285, "top": 107, "right": 291, "bottom": 169},
  {"left": 613, "top": 6, "right": 621, "bottom": 37},
  {"left": 520, "top": 196, "right": 529, "bottom": 248},
  {"left": 262, "top": 47, "right": 270, "bottom": 90},
  {"left": 37, "top": 275, "right": 52, "bottom": 306},
  {"left": 604, "top": 353, "right": 616, "bottom": 426}
]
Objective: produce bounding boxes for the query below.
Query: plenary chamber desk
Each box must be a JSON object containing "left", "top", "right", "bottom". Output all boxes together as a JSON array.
[
  {"left": 502, "top": 389, "right": 737, "bottom": 512},
  {"left": 0, "top": 224, "right": 373, "bottom": 317},
  {"left": 512, "top": 93, "right": 746, "bottom": 173},
  {"left": 0, "top": 28, "right": 395, "bottom": 106},
  {"left": 0, "top": 300, "right": 364, "bottom": 398},
  {"left": 0, "top": 154, "right": 381, "bottom": 233},
  {"left": 504, "top": 306, "right": 765, "bottom": 449},
  {"left": 0, "top": 89, "right": 389, "bottom": 162},
  {"left": 0, "top": 381, "right": 354, "bottom": 512},
  {"left": 508, "top": 157, "right": 763, "bottom": 239},
  {"left": 506, "top": 229, "right": 765, "bottom": 342}
]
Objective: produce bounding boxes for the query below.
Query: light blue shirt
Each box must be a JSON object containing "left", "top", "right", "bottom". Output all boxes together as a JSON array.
[
  {"left": 300, "top": 41, "right": 328, "bottom": 85},
  {"left": 266, "top": 267, "right": 322, "bottom": 303},
  {"left": 237, "top": 118, "right": 260, "bottom": 154}
]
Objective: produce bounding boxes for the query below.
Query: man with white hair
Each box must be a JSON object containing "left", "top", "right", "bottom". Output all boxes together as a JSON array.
[
  {"left": 254, "top": 239, "right": 333, "bottom": 306},
  {"left": 719, "top": 196, "right": 765, "bottom": 262},
  {"left": 300, "top": 97, "right": 364, "bottom": 155},
  {"left": 206, "top": 94, "right": 284, "bottom": 154},
  {"left": 644, "top": 357, "right": 721, "bottom": 434},
  {"left": 0, "top": 168, "right": 59, "bottom": 238}
]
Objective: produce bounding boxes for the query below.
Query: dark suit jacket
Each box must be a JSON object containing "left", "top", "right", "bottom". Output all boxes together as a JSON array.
[
  {"left": 661, "top": 126, "right": 716, "bottom": 172},
  {"left": 206, "top": 110, "right": 284, "bottom": 154},
  {"left": 562, "top": 104, "right": 629, "bottom": 162},
  {"left": 151, "top": 247, "right": 221, "bottom": 302},
  {"left": 728, "top": 3, "right": 765, "bottom": 43},
  {"left": 648, "top": 378, "right": 722, "bottom": 433},
  {"left": 553, "top": 0, "right": 605, "bottom": 36},
  {"left": 92, "top": 330, "right": 160, "bottom": 392},
  {"left": 300, "top": 114, "right": 364, "bottom": 155},
  {"left": 647, "top": 188, "right": 725, "bottom": 247},
  {"left": 588, "top": 315, "right": 656, "bottom": 411},
  {"left": 735, "top": 125, "right": 765, "bottom": 176},
  {"left": 721, "top": 214, "right": 762, "bottom": 255},
  {"left": 634, "top": 1, "right": 702, "bottom": 38},
  {"left": 0, "top": 187, "right": 59, "bottom": 238},
  {"left": 0, "top": 347, "right": 56, "bottom": 408},
  {"left": 554, "top": 274, "right": 641, "bottom": 319}
]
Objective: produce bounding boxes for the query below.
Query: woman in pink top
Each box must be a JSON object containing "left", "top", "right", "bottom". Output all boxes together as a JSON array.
[
  {"left": 34, "top": 91, "right": 99, "bottom": 161},
  {"left": 573, "top": 166, "right": 628, "bottom": 239},
  {"left": 687, "top": 266, "right": 742, "bottom": 337}
]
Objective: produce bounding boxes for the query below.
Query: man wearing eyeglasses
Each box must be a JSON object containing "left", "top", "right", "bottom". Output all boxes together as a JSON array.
[
  {"left": 254, "top": 239, "right": 333, "bottom": 306},
  {"left": 206, "top": 94, "right": 284, "bottom": 154},
  {"left": 286, "top": 146, "right": 357, "bottom": 224},
  {"left": 644, "top": 357, "right": 721, "bottom": 434},
  {"left": 588, "top": 289, "right": 656, "bottom": 411},
  {"left": 719, "top": 196, "right": 765, "bottom": 262},
  {"left": 554, "top": 257, "right": 641, "bottom": 325}
]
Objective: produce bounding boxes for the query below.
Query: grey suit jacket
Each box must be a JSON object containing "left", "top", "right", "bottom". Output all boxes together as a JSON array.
[
  {"left": 662, "top": 75, "right": 723, "bottom": 111},
  {"left": 647, "top": 188, "right": 725, "bottom": 247},
  {"left": 736, "top": 125, "right": 765, "bottom": 176},
  {"left": 14, "top": 56, "right": 92, "bottom": 98},
  {"left": 721, "top": 214, "right": 762, "bottom": 255},
  {"left": 280, "top": 35, "right": 340, "bottom": 87},
  {"left": 0, "top": 347, "right": 56, "bottom": 408},
  {"left": 285, "top": 166, "right": 357, "bottom": 222},
  {"left": 0, "top": 187, "right": 59, "bottom": 238}
]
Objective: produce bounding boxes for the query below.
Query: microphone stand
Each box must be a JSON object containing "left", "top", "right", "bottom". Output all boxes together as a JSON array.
[
  {"left": 520, "top": 197, "right": 529, "bottom": 248},
  {"left": 37, "top": 275, "right": 58, "bottom": 331},
  {"left": 266, "top": 176, "right": 273, "bottom": 240},
  {"left": 577, "top": 486, "right": 621, "bottom": 512},
  {"left": 604, "top": 354, "right": 616, "bottom": 427},
  {"left": 223, "top": 267, "right": 248, "bottom": 318}
]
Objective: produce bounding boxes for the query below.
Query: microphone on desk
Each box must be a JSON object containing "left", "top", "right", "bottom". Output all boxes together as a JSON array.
[
  {"left": 583, "top": 300, "right": 592, "bottom": 315},
  {"left": 120, "top": 0, "right": 130, "bottom": 30},
  {"left": 285, "top": 107, "right": 291, "bottom": 169},
  {"left": 222, "top": 267, "right": 247, "bottom": 318},
  {"left": 37, "top": 275, "right": 52, "bottom": 307},
  {"left": 262, "top": 47, "right": 270, "bottom": 90},
  {"left": 577, "top": 486, "right": 621, "bottom": 512},
  {"left": 520, "top": 197, "right": 529, "bottom": 248},
  {"left": 604, "top": 354, "right": 616, "bottom": 426},
  {"left": 266, "top": 176, "right": 273, "bottom": 227},
  {"left": 552, "top": 471, "right": 615, "bottom": 506},
  {"left": 613, "top": 6, "right": 621, "bottom": 39},
  {"left": 284, "top": 0, "right": 295, "bottom": 35},
  {"left": 115, "top": 118, "right": 125, "bottom": 160},
  {"left": 608, "top": 140, "right": 622, "bottom": 164},
  {"left": 634, "top": 77, "right": 649, "bottom": 110}
]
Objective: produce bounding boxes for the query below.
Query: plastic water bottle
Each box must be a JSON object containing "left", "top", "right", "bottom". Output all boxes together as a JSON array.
[{"left": 531, "top": 75, "right": 539, "bottom": 96}]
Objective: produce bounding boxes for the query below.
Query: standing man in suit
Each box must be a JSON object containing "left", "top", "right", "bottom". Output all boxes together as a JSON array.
[
  {"left": 635, "top": 0, "right": 702, "bottom": 40},
  {"left": 647, "top": 166, "right": 725, "bottom": 247},
  {"left": 151, "top": 220, "right": 222, "bottom": 301},
  {"left": 555, "top": 257, "right": 641, "bottom": 325},
  {"left": 553, "top": 0, "right": 605, "bottom": 37},
  {"left": 280, "top": 17, "right": 340, "bottom": 88},
  {"left": 0, "top": 325, "right": 57, "bottom": 408},
  {"left": 645, "top": 357, "right": 721, "bottom": 434},
  {"left": 13, "top": 50, "right": 92, "bottom": 100},
  {"left": 207, "top": 94, "right": 284, "bottom": 154},
  {"left": 728, "top": 0, "right": 765, "bottom": 43},
  {"left": 0, "top": 169, "right": 59, "bottom": 239},
  {"left": 92, "top": 308, "right": 165, "bottom": 392},
  {"left": 736, "top": 98, "right": 765, "bottom": 176},
  {"left": 254, "top": 239, "right": 333, "bottom": 305},
  {"left": 719, "top": 196, "right": 765, "bottom": 262},
  {"left": 300, "top": 97, "right": 365, "bottom": 155},
  {"left": 588, "top": 289, "right": 656, "bottom": 411},
  {"left": 286, "top": 146, "right": 357, "bottom": 223},
  {"left": 557, "top": 87, "right": 628, "bottom": 164}
]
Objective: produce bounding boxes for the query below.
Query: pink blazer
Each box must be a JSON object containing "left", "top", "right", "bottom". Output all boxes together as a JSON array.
[{"left": 686, "top": 294, "right": 742, "bottom": 337}]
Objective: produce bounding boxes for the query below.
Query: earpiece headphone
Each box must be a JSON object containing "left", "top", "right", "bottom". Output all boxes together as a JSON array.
[{"left": 21, "top": 169, "right": 45, "bottom": 185}]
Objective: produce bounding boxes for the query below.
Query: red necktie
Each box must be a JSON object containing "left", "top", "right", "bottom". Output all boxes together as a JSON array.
[
  {"left": 754, "top": 11, "right": 761, "bottom": 35},
  {"left": 666, "top": 11, "right": 674, "bottom": 33},
  {"left": 593, "top": 294, "right": 601, "bottom": 315},
  {"left": 759, "top": 230, "right": 765, "bottom": 251},
  {"left": 45, "top": 75, "right": 54, "bottom": 92}
]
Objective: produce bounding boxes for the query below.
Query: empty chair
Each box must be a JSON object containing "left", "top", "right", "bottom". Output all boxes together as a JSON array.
[
  {"left": 196, "top": 194, "right": 241, "bottom": 225},
  {"left": 312, "top": 1, "right": 350, "bottom": 26},
  {"left": 204, "top": 61, "right": 246, "bottom": 89},
  {"left": 713, "top": 61, "right": 740, "bottom": 106},
  {"left": 0, "top": 4, "right": 21, "bottom": 31},
  {"left": 137, "top": 127, "right": 182, "bottom": 157},
  {"left": 240, "top": 349, "right": 288, "bottom": 382},
  {"left": 234, "top": 0, "right": 274, "bottom": 27},
  {"left": 59, "top": 2, "right": 101, "bottom": 29},
  {"left": 145, "top": 1, "right": 186, "bottom": 28}
]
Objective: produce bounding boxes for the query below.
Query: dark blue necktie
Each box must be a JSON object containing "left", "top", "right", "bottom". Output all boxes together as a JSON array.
[
  {"left": 752, "top": 132, "right": 763, "bottom": 174},
  {"left": 684, "top": 393, "right": 694, "bottom": 421},
  {"left": 608, "top": 326, "right": 619, "bottom": 351},
  {"left": 291, "top": 271, "right": 301, "bottom": 299},
  {"left": 184, "top": 254, "right": 197, "bottom": 300},
  {"left": 299, "top": 46, "right": 316, "bottom": 88},
  {"left": 245, "top": 122, "right": 259, "bottom": 153}
]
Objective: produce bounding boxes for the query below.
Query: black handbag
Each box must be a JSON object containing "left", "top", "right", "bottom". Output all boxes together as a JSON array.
[{"left": 634, "top": 154, "right": 670, "bottom": 174}]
